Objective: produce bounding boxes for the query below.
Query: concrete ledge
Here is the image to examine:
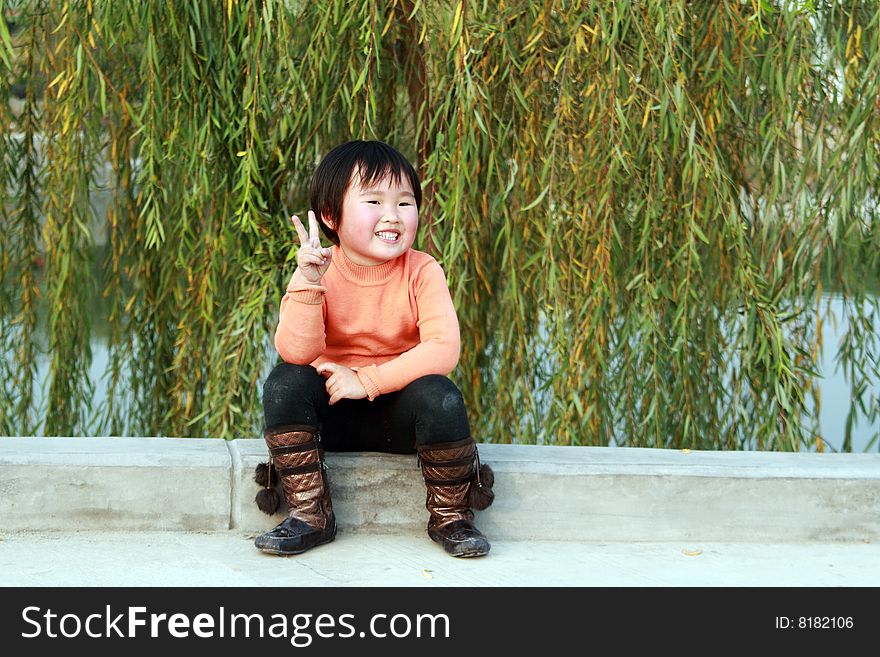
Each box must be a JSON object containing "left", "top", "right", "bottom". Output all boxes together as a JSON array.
[
  {"left": 2, "top": 438, "right": 879, "bottom": 541},
  {"left": 0, "top": 437, "right": 231, "bottom": 531}
]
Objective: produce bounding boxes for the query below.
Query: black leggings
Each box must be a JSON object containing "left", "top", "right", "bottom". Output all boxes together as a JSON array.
[{"left": 262, "top": 363, "right": 472, "bottom": 453}]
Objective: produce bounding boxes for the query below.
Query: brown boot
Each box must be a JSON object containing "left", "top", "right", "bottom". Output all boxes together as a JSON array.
[
  {"left": 253, "top": 425, "right": 336, "bottom": 555},
  {"left": 417, "top": 437, "right": 492, "bottom": 558}
]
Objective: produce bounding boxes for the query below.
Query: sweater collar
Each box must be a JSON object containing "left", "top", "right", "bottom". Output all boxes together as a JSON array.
[{"left": 331, "top": 244, "right": 403, "bottom": 284}]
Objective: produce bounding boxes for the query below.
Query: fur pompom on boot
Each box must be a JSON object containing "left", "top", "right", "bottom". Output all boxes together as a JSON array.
[
  {"left": 469, "top": 462, "right": 495, "bottom": 511},
  {"left": 254, "top": 461, "right": 282, "bottom": 515},
  {"left": 255, "top": 485, "right": 281, "bottom": 515},
  {"left": 254, "top": 461, "right": 275, "bottom": 488}
]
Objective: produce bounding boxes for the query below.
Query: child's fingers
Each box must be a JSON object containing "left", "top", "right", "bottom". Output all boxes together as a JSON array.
[
  {"left": 298, "top": 252, "right": 327, "bottom": 267},
  {"left": 290, "top": 215, "right": 309, "bottom": 246},
  {"left": 316, "top": 362, "right": 336, "bottom": 377},
  {"left": 325, "top": 377, "right": 341, "bottom": 402},
  {"left": 308, "top": 211, "right": 321, "bottom": 248}
]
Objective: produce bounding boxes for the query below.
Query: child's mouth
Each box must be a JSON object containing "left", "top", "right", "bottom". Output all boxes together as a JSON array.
[{"left": 375, "top": 231, "right": 400, "bottom": 243}]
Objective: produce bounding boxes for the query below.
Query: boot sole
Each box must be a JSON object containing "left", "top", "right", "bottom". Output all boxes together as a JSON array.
[
  {"left": 256, "top": 524, "right": 337, "bottom": 556},
  {"left": 429, "top": 534, "right": 490, "bottom": 558},
  {"left": 451, "top": 549, "right": 489, "bottom": 558}
]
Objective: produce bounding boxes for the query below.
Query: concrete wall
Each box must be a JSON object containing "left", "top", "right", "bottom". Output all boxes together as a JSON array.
[{"left": 2, "top": 437, "right": 878, "bottom": 541}]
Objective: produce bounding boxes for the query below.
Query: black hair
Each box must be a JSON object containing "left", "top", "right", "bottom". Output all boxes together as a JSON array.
[{"left": 309, "top": 140, "right": 421, "bottom": 246}]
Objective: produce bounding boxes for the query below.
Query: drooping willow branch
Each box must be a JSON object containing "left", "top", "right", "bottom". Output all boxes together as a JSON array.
[{"left": 1, "top": 0, "right": 878, "bottom": 451}]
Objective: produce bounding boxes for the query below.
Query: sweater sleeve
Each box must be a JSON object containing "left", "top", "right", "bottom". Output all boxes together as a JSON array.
[
  {"left": 353, "top": 260, "right": 460, "bottom": 400},
  {"left": 273, "top": 271, "right": 327, "bottom": 365}
]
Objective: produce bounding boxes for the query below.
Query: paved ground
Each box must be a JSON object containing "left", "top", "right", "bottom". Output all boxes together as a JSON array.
[{"left": 1, "top": 530, "right": 877, "bottom": 586}]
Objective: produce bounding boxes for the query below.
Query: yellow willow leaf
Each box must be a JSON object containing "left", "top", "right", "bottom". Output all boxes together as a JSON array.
[
  {"left": 381, "top": 10, "right": 395, "bottom": 37},
  {"left": 553, "top": 53, "right": 566, "bottom": 76},
  {"left": 0, "top": 19, "right": 12, "bottom": 67},
  {"left": 641, "top": 103, "right": 651, "bottom": 128},
  {"left": 523, "top": 29, "right": 543, "bottom": 52},
  {"left": 48, "top": 71, "right": 67, "bottom": 89},
  {"left": 682, "top": 548, "right": 702, "bottom": 557},
  {"left": 450, "top": 1, "right": 462, "bottom": 46},
  {"left": 575, "top": 29, "right": 585, "bottom": 54}
]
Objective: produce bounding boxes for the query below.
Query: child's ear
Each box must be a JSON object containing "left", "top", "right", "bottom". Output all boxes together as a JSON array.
[{"left": 321, "top": 213, "right": 336, "bottom": 231}]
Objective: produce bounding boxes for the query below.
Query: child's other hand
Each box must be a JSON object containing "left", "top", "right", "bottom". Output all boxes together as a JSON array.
[
  {"left": 291, "top": 210, "right": 332, "bottom": 284},
  {"left": 315, "top": 362, "right": 368, "bottom": 405}
]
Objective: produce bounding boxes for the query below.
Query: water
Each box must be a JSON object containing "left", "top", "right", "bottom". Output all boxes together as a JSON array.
[{"left": 802, "top": 295, "right": 878, "bottom": 452}]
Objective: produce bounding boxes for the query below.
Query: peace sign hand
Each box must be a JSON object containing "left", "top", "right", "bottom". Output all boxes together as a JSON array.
[{"left": 291, "top": 210, "right": 332, "bottom": 284}]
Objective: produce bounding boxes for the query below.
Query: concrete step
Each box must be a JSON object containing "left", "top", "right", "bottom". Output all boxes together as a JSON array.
[{"left": 1, "top": 437, "right": 878, "bottom": 541}]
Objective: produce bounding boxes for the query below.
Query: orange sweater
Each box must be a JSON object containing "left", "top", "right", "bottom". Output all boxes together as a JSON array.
[{"left": 274, "top": 244, "right": 461, "bottom": 401}]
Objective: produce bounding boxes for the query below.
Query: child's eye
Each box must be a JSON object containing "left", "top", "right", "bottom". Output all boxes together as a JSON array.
[{"left": 366, "top": 200, "right": 380, "bottom": 205}]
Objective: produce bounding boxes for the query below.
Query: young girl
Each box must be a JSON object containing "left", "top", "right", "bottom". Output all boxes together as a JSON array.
[{"left": 254, "top": 140, "right": 494, "bottom": 558}]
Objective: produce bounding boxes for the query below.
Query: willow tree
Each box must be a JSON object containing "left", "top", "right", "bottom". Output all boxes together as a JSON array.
[{"left": 1, "top": 1, "right": 878, "bottom": 450}]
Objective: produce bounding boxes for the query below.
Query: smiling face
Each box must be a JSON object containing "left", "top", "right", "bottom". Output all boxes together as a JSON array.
[{"left": 327, "top": 171, "right": 419, "bottom": 266}]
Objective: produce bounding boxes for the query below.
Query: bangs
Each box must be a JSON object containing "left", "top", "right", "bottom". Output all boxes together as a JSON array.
[
  {"left": 351, "top": 144, "right": 413, "bottom": 193},
  {"left": 354, "top": 160, "right": 407, "bottom": 190}
]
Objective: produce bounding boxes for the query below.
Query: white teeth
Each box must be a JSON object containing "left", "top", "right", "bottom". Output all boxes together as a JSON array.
[{"left": 376, "top": 231, "right": 399, "bottom": 242}]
